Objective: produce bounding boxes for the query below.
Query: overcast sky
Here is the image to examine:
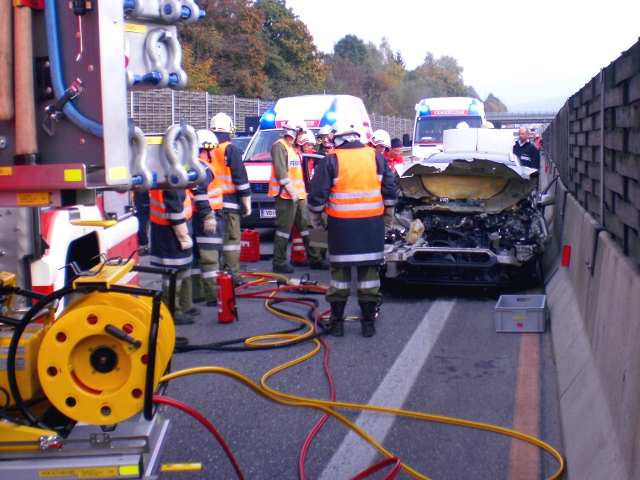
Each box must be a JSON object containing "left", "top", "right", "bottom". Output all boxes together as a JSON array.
[{"left": 285, "top": 0, "right": 640, "bottom": 112}]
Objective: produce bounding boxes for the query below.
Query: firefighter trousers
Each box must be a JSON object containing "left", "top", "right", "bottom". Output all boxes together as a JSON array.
[
  {"left": 273, "top": 196, "right": 321, "bottom": 268},
  {"left": 162, "top": 267, "right": 193, "bottom": 316},
  {"left": 326, "top": 265, "right": 382, "bottom": 304},
  {"left": 192, "top": 248, "right": 220, "bottom": 304},
  {"left": 221, "top": 212, "right": 242, "bottom": 282}
]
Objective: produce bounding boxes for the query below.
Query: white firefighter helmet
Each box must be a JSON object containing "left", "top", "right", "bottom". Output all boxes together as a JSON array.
[
  {"left": 317, "top": 124, "right": 332, "bottom": 137},
  {"left": 456, "top": 121, "right": 470, "bottom": 129},
  {"left": 330, "top": 120, "right": 360, "bottom": 147},
  {"left": 282, "top": 119, "right": 308, "bottom": 138},
  {"left": 210, "top": 112, "right": 235, "bottom": 133},
  {"left": 329, "top": 120, "right": 359, "bottom": 139},
  {"left": 197, "top": 129, "right": 219, "bottom": 150},
  {"left": 296, "top": 131, "right": 316, "bottom": 146},
  {"left": 370, "top": 129, "right": 391, "bottom": 148}
]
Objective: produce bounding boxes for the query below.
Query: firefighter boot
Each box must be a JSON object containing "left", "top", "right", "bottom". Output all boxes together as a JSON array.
[
  {"left": 329, "top": 302, "right": 346, "bottom": 337},
  {"left": 359, "top": 302, "right": 377, "bottom": 337}
]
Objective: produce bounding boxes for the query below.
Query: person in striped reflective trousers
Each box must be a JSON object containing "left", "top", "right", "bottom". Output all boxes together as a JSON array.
[{"left": 307, "top": 120, "right": 397, "bottom": 337}]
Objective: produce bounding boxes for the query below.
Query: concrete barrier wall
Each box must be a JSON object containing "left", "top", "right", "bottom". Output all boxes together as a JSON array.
[
  {"left": 543, "top": 161, "right": 640, "bottom": 479},
  {"left": 540, "top": 37, "right": 640, "bottom": 479}
]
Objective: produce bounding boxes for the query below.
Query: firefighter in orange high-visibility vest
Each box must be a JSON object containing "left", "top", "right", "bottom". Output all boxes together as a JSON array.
[
  {"left": 307, "top": 120, "right": 397, "bottom": 337},
  {"left": 268, "top": 119, "right": 329, "bottom": 274},
  {"left": 149, "top": 188, "right": 199, "bottom": 325}
]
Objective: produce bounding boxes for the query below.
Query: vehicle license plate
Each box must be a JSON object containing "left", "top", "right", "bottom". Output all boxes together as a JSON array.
[{"left": 260, "top": 209, "right": 276, "bottom": 218}]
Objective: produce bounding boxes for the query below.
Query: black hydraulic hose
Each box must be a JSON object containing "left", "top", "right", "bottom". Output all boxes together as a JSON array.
[
  {"left": 173, "top": 297, "right": 331, "bottom": 353},
  {"left": 133, "top": 264, "right": 178, "bottom": 317},
  {"left": 7, "top": 286, "right": 74, "bottom": 428},
  {"left": 0, "top": 315, "right": 20, "bottom": 327},
  {"left": 7, "top": 280, "right": 167, "bottom": 427},
  {"left": 108, "top": 283, "right": 164, "bottom": 422}
]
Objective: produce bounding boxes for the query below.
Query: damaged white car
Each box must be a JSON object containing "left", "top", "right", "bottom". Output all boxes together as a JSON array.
[{"left": 384, "top": 128, "right": 554, "bottom": 287}]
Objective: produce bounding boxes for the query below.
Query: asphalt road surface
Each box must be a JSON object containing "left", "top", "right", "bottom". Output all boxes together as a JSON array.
[{"left": 143, "top": 229, "right": 565, "bottom": 480}]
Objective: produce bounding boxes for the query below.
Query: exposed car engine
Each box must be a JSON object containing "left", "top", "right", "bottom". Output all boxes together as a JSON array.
[
  {"left": 382, "top": 129, "right": 554, "bottom": 287},
  {"left": 384, "top": 196, "right": 550, "bottom": 286}
]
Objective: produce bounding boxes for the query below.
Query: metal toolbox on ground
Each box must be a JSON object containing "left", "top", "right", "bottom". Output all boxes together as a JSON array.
[{"left": 495, "top": 294, "right": 547, "bottom": 332}]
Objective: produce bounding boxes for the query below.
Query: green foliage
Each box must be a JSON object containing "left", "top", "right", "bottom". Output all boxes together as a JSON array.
[
  {"left": 181, "top": 44, "right": 220, "bottom": 94},
  {"left": 180, "top": 0, "right": 266, "bottom": 98},
  {"left": 255, "top": 0, "right": 326, "bottom": 98},
  {"left": 334, "top": 35, "right": 368, "bottom": 65},
  {"left": 484, "top": 93, "right": 508, "bottom": 112},
  {"left": 413, "top": 52, "right": 473, "bottom": 97}
]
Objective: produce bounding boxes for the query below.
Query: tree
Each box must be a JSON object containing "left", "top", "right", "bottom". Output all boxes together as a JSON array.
[
  {"left": 484, "top": 93, "right": 508, "bottom": 112},
  {"left": 181, "top": 44, "right": 219, "bottom": 94},
  {"left": 255, "top": 0, "right": 326, "bottom": 98},
  {"left": 180, "top": 0, "right": 266, "bottom": 98},
  {"left": 413, "top": 52, "right": 474, "bottom": 98},
  {"left": 334, "top": 35, "right": 368, "bottom": 65}
]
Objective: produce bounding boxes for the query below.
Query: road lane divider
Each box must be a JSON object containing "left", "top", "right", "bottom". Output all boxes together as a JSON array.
[{"left": 319, "top": 299, "right": 455, "bottom": 480}]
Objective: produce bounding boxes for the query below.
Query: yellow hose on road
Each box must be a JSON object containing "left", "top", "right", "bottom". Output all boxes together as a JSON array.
[
  {"left": 163, "top": 275, "right": 564, "bottom": 478},
  {"left": 161, "top": 365, "right": 564, "bottom": 480}
]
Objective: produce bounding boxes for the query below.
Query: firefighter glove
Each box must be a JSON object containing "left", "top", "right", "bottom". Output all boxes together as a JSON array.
[
  {"left": 172, "top": 222, "right": 193, "bottom": 250},
  {"left": 241, "top": 196, "right": 252, "bottom": 218},
  {"left": 202, "top": 212, "right": 217, "bottom": 235},
  {"left": 310, "top": 211, "right": 326, "bottom": 230},
  {"left": 283, "top": 183, "right": 299, "bottom": 204},
  {"left": 383, "top": 206, "right": 394, "bottom": 233}
]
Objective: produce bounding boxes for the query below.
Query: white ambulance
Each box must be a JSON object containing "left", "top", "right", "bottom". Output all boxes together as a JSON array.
[
  {"left": 412, "top": 97, "right": 486, "bottom": 160},
  {"left": 241, "top": 94, "right": 373, "bottom": 227}
]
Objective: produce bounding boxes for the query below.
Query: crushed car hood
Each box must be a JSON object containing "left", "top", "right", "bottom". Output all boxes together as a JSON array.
[{"left": 399, "top": 155, "right": 539, "bottom": 214}]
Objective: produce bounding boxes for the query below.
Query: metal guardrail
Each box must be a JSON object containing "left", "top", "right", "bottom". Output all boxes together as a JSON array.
[
  {"left": 486, "top": 111, "right": 558, "bottom": 124},
  {"left": 487, "top": 111, "right": 558, "bottom": 117}
]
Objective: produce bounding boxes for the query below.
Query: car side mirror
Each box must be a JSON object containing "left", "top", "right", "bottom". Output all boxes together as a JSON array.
[
  {"left": 402, "top": 133, "right": 411, "bottom": 147},
  {"left": 538, "top": 193, "right": 556, "bottom": 207}
]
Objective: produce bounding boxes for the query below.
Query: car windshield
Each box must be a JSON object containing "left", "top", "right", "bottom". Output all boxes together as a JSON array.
[
  {"left": 243, "top": 129, "right": 320, "bottom": 162},
  {"left": 231, "top": 136, "right": 252, "bottom": 155},
  {"left": 415, "top": 116, "right": 484, "bottom": 143}
]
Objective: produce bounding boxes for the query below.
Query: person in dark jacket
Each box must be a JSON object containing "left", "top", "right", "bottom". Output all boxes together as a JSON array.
[
  {"left": 513, "top": 127, "right": 540, "bottom": 169},
  {"left": 149, "top": 188, "right": 199, "bottom": 325},
  {"left": 209, "top": 113, "right": 252, "bottom": 286},
  {"left": 190, "top": 130, "right": 226, "bottom": 307},
  {"left": 307, "top": 120, "right": 397, "bottom": 337}
]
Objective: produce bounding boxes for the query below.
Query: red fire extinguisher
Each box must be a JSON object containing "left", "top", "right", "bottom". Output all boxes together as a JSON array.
[{"left": 217, "top": 265, "right": 238, "bottom": 323}]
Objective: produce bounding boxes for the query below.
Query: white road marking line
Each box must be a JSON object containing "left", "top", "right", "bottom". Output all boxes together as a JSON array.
[{"left": 319, "top": 299, "right": 456, "bottom": 480}]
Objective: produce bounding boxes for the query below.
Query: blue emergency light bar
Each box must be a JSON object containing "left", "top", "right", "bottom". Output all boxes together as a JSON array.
[
  {"left": 259, "top": 108, "right": 277, "bottom": 129},
  {"left": 418, "top": 101, "right": 431, "bottom": 115},
  {"left": 319, "top": 97, "right": 340, "bottom": 126}
]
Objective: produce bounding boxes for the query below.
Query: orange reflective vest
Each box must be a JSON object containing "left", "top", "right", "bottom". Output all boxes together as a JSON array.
[
  {"left": 189, "top": 161, "right": 223, "bottom": 211},
  {"left": 211, "top": 142, "right": 236, "bottom": 196},
  {"left": 150, "top": 190, "right": 192, "bottom": 226},
  {"left": 325, "top": 148, "right": 384, "bottom": 219},
  {"left": 268, "top": 138, "right": 307, "bottom": 200}
]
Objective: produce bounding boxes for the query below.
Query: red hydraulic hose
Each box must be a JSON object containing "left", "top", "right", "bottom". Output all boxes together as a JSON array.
[
  {"left": 153, "top": 395, "right": 245, "bottom": 480},
  {"left": 298, "top": 304, "right": 336, "bottom": 480}
]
